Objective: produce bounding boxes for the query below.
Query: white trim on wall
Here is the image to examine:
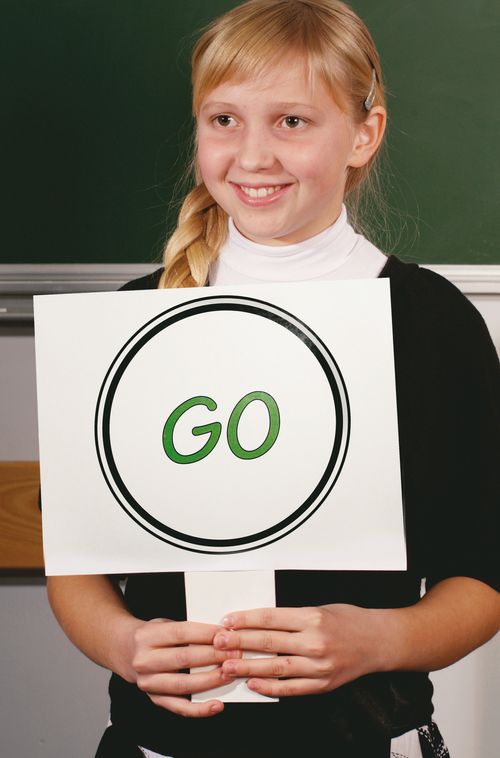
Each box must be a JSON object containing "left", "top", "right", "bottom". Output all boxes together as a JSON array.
[
  {"left": 1, "top": 263, "right": 500, "bottom": 321},
  {"left": 424, "top": 265, "right": 500, "bottom": 295},
  {"left": 0, "top": 264, "right": 159, "bottom": 321}
]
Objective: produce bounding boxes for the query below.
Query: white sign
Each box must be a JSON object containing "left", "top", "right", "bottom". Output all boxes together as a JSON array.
[{"left": 34, "top": 280, "right": 406, "bottom": 575}]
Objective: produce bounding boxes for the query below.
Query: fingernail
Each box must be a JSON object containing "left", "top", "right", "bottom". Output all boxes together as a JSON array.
[
  {"left": 246, "top": 679, "right": 258, "bottom": 691},
  {"left": 215, "top": 634, "right": 228, "bottom": 648},
  {"left": 210, "top": 702, "right": 223, "bottom": 713},
  {"left": 222, "top": 615, "right": 234, "bottom": 628},
  {"left": 224, "top": 662, "right": 237, "bottom": 675}
]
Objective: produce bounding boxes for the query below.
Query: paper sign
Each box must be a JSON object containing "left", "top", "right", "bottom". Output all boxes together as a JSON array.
[{"left": 34, "top": 279, "right": 406, "bottom": 575}]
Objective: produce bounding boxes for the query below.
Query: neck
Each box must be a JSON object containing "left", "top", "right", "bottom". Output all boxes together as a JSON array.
[{"left": 209, "top": 206, "right": 387, "bottom": 286}]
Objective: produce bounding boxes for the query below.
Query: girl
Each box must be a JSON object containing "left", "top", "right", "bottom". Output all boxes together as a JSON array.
[{"left": 47, "top": 1, "right": 499, "bottom": 757}]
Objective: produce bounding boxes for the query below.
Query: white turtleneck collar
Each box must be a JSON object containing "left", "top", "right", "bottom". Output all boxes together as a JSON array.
[{"left": 208, "top": 206, "right": 387, "bottom": 286}]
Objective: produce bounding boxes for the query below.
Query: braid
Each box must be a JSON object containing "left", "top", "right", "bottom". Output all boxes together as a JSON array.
[{"left": 159, "top": 183, "right": 227, "bottom": 289}]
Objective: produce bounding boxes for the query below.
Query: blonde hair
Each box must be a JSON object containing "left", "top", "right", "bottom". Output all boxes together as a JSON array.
[{"left": 160, "top": 0, "right": 386, "bottom": 289}]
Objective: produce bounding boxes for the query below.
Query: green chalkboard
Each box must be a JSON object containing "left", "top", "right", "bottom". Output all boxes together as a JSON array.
[
  {"left": 3, "top": 0, "right": 499, "bottom": 264},
  {"left": 350, "top": 0, "right": 500, "bottom": 264}
]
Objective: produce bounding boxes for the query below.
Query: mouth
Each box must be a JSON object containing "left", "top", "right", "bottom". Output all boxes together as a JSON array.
[{"left": 230, "top": 182, "right": 292, "bottom": 206}]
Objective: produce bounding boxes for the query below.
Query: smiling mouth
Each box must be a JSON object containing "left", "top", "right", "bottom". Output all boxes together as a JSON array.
[
  {"left": 239, "top": 185, "right": 284, "bottom": 198},
  {"left": 232, "top": 182, "right": 292, "bottom": 205}
]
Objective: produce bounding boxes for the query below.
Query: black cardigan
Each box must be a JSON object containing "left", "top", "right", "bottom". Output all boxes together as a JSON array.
[{"left": 108, "top": 256, "right": 499, "bottom": 756}]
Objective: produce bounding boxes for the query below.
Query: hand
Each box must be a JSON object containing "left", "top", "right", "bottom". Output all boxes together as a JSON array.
[
  {"left": 213, "top": 605, "right": 386, "bottom": 698},
  {"left": 127, "top": 618, "right": 241, "bottom": 717}
]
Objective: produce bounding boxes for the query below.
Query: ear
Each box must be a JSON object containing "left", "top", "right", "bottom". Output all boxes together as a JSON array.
[{"left": 348, "top": 106, "right": 387, "bottom": 168}]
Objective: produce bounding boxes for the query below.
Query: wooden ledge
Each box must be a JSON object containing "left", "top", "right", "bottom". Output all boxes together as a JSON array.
[{"left": 0, "top": 461, "right": 43, "bottom": 570}]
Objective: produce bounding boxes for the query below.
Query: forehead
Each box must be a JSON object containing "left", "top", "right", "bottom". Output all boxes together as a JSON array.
[{"left": 198, "top": 58, "right": 337, "bottom": 112}]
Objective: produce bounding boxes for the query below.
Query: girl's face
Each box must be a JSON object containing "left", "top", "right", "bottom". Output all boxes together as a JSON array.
[{"left": 197, "top": 59, "right": 372, "bottom": 246}]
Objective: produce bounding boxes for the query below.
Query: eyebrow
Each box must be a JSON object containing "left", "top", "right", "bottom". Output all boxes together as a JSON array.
[
  {"left": 199, "top": 100, "right": 320, "bottom": 114},
  {"left": 272, "top": 102, "right": 319, "bottom": 110},
  {"left": 199, "top": 102, "right": 234, "bottom": 113}
]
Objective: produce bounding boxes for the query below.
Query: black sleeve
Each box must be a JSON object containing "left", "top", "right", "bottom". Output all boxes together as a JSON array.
[
  {"left": 391, "top": 265, "right": 500, "bottom": 592},
  {"left": 118, "top": 268, "right": 163, "bottom": 291}
]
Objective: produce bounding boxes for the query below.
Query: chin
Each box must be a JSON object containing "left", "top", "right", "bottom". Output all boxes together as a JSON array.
[{"left": 236, "top": 221, "right": 294, "bottom": 244}]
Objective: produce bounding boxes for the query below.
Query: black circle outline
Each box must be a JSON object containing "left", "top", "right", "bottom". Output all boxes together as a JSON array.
[{"left": 94, "top": 296, "right": 350, "bottom": 554}]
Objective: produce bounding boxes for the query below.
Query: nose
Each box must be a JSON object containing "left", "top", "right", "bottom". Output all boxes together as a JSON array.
[{"left": 236, "top": 125, "right": 277, "bottom": 173}]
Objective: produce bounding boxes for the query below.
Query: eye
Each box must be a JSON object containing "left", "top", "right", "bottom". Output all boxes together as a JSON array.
[
  {"left": 280, "top": 115, "right": 306, "bottom": 129},
  {"left": 214, "top": 114, "right": 237, "bottom": 128}
]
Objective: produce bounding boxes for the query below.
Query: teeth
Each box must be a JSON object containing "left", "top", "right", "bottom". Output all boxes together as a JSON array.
[{"left": 240, "top": 185, "right": 282, "bottom": 198}]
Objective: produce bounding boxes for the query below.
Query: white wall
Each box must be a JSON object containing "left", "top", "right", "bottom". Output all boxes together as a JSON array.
[
  {"left": 431, "top": 636, "right": 500, "bottom": 758},
  {"left": 0, "top": 578, "right": 110, "bottom": 757}
]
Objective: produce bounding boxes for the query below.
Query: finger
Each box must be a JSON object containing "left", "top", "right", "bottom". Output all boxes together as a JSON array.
[
  {"left": 223, "top": 607, "right": 311, "bottom": 632},
  {"left": 156, "top": 621, "right": 221, "bottom": 645},
  {"left": 137, "top": 666, "right": 230, "bottom": 696},
  {"left": 148, "top": 694, "right": 224, "bottom": 718},
  {"left": 246, "top": 677, "right": 326, "bottom": 698},
  {"left": 140, "top": 645, "right": 242, "bottom": 674},
  {"left": 222, "top": 655, "right": 312, "bottom": 679},
  {"left": 139, "top": 620, "right": 223, "bottom": 647},
  {"left": 214, "top": 628, "right": 300, "bottom": 655}
]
